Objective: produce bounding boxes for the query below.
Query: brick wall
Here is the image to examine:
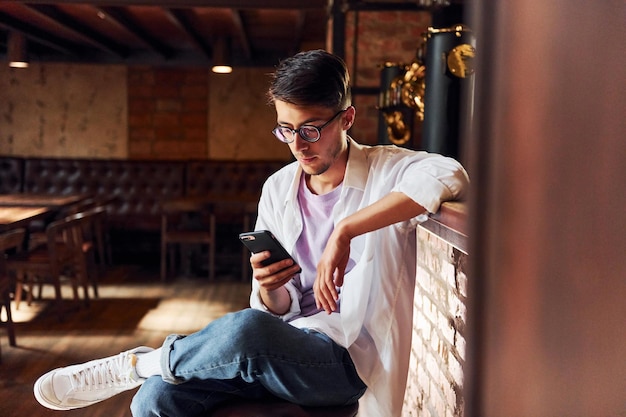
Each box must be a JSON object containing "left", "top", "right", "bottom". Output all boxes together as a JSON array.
[
  {"left": 342, "top": 10, "right": 431, "bottom": 146},
  {"left": 403, "top": 226, "right": 468, "bottom": 417},
  {"left": 128, "top": 67, "right": 209, "bottom": 159},
  {"left": 124, "top": 10, "right": 430, "bottom": 159}
]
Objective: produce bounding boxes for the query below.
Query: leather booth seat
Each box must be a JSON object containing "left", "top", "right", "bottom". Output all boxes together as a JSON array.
[
  {"left": 0, "top": 157, "right": 24, "bottom": 194},
  {"left": 1, "top": 157, "right": 286, "bottom": 258},
  {"left": 21, "top": 158, "right": 187, "bottom": 231}
]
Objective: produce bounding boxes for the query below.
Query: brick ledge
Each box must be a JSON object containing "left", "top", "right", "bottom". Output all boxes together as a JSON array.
[{"left": 420, "top": 201, "right": 468, "bottom": 254}]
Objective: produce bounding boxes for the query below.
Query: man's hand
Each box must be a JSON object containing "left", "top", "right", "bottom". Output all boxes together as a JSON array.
[
  {"left": 314, "top": 227, "right": 352, "bottom": 314},
  {"left": 313, "top": 192, "right": 427, "bottom": 314},
  {"left": 251, "top": 251, "right": 300, "bottom": 315},
  {"left": 251, "top": 251, "right": 299, "bottom": 291}
]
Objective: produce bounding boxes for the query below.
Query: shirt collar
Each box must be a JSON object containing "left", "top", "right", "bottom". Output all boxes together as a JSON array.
[
  {"left": 285, "top": 136, "right": 368, "bottom": 205},
  {"left": 343, "top": 137, "right": 368, "bottom": 192}
]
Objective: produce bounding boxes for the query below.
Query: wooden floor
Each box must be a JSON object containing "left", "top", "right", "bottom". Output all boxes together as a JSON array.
[{"left": 0, "top": 264, "right": 251, "bottom": 417}]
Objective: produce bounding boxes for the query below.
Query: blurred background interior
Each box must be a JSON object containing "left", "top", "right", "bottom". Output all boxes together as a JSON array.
[{"left": 0, "top": 1, "right": 624, "bottom": 417}]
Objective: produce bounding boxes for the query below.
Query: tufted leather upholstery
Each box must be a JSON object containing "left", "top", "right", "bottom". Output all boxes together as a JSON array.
[
  {"left": 186, "top": 160, "right": 285, "bottom": 200},
  {"left": 1, "top": 157, "right": 286, "bottom": 258},
  {"left": 22, "top": 158, "right": 187, "bottom": 230},
  {"left": 3, "top": 157, "right": 285, "bottom": 229},
  {"left": 0, "top": 157, "right": 24, "bottom": 194}
]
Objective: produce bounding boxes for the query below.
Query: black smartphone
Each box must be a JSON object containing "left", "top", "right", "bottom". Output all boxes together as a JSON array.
[{"left": 239, "top": 230, "right": 298, "bottom": 268}]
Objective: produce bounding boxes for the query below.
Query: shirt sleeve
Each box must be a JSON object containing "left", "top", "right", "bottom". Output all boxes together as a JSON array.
[
  {"left": 248, "top": 174, "right": 304, "bottom": 322},
  {"left": 249, "top": 279, "right": 303, "bottom": 321},
  {"left": 392, "top": 154, "right": 469, "bottom": 214}
]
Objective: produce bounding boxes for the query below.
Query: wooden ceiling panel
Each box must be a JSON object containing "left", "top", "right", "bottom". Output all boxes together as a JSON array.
[
  {"left": 191, "top": 7, "right": 234, "bottom": 36},
  {"left": 245, "top": 9, "right": 299, "bottom": 38},
  {"left": 56, "top": 4, "right": 141, "bottom": 48},
  {"left": 0, "top": 3, "right": 87, "bottom": 45},
  {"left": 0, "top": 1, "right": 330, "bottom": 68},
  {"left": 129, "top": 6, "right": 195, "bottom": 47}
]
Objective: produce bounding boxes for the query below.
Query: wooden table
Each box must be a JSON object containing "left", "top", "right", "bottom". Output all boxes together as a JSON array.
[
  {"left": 0, "top": 193, "right": 88, "bottom": 208},
  {"left": 0, "top": 206, "right": 52, "bottom": 232}
]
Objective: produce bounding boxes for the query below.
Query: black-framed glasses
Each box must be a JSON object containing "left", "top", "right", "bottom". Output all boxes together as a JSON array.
[{"left": 272, "top": 109, "right": 347, "bottom": 143}]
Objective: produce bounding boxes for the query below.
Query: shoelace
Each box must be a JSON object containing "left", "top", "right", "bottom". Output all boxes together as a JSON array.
[{"left": 70, "top": 352, "right": 135, "bottom": 391}]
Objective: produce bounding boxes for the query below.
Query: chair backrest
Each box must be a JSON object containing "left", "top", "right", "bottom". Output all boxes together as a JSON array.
[
  {"left": 62, "top": 196, "right": 98, "bottom": 217},
  {"left": 0, "top": 228, "right": 26, "bottom": 274},
  {"left": 161, "top": 198, "right": 213, "bottom": 215},
  {"left": 65, "top": 206, "right": 107, "bottom": 239},
  {"left": 0, "top": 228, "right": 26, "bottom": 253},
  {"left": 161, "top": 198, "right": 214, "bottom": 232},
  {"left": 45, "top": 216, "right": 85, "bottom": 264},
  {"left": 64, "top": 206, "right": 112, "bottom": 270}
]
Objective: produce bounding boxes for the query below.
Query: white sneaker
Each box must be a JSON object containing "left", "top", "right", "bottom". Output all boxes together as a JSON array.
[{"left": 34, "top": 346, "right": 154, "bottom": 410}]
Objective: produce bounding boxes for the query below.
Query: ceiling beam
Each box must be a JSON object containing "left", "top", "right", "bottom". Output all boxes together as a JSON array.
[
  {"left": 163, "top": 8, "right": 211, "bottom": 59},
  {"left": 230, "top": 9, "right": 251, "bottom": 60},
  {"left": 96, "top": 6, "right": 173, "bottom": 59},
  {"left": 23, "top": 4, "right": 127, "bottom": 58},
  {"left": 0, "top": 11, "right": 77, "bottom": 56},
  {"left": 9, "top": 0, "right": 328, "bottom": 9}
]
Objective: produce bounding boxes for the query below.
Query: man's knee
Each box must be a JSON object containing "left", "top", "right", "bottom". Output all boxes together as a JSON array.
[
  {"left": 227, "top": 308, "right": 272, "bottom": 328},
  {"left": 216, "top": 309, "right": 277, "bottom": 346}
]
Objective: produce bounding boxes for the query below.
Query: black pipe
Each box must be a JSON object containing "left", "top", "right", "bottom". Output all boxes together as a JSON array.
[{"left": 422, "top": 4, "right": 473, "bottom": 160}]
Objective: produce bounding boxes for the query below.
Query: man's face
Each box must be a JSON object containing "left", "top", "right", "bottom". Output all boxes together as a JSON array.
[{"left": 274, "top": 100, "right": 352, "bottom": 177}]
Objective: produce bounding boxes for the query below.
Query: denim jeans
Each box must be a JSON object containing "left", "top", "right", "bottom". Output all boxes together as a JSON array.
[{"left": 130, "top": 308, "right": 366, "bottom": 417}]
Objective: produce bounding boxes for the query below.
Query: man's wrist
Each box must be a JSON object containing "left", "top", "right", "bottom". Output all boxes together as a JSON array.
[
  {"left": 259, "top": 287, "right": 291, "bottom": 316},
  {"left": 334, "top": 219, "right": 356, "bottom": 244}
]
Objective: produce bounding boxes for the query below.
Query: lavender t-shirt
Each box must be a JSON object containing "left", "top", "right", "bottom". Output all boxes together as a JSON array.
[{"left": 292, "top": 175, "right": 353, "bottom": 317}]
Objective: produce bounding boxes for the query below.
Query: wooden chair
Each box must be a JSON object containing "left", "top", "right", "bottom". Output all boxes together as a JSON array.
[
  {"left": 26, "top": 195, "right": 96, "bottom": 249},
  {"left": 6, "top": 215, "right": 90, "bottom": 320},
  {"left": 161, "top": 198, "right": 216, "bottom": 281},
  {"left": 76, "top": 196, "right": 116, "bottom": 267},
  {"left": 64, "top": 207, "right": 109, "bottom": 298},
  {"left": 212, "top": 400, "right": 359, "bottom": 417},
  {"left": 0, "top": 228, "right": 25, "bottom": 360},
  {"left": 92, "top": 198, "right": 114, "bottom": 267}
]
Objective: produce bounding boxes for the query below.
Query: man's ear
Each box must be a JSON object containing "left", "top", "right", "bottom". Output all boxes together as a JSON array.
[{"left": 343, "top": 106, "right": 356, "bottom": 130}]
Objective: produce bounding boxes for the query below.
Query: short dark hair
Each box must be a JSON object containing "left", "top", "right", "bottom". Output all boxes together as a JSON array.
[{"left": 267, "top": 49, "right": 352, "bottom": 110}]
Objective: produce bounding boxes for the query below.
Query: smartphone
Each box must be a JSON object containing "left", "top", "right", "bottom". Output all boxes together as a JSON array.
[{"left": 239, "top": 230, "right": 299, "bottom": 269}]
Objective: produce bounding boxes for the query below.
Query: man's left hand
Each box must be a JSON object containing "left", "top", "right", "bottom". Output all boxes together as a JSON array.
[{"left": 314, "top": 228, "right": 351, "bottom": 314}]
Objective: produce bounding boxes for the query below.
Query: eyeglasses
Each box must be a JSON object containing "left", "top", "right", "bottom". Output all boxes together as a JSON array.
[{"left": 272, "top": 109, "right": 347, "bottom": 143}]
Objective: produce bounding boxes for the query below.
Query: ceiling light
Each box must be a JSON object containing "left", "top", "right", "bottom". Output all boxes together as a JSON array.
[
  {"left": 211, "top": 38, "right": 232, "bottom": 74},
  {"left": 8, "top": 32, "right": 29, "bottom": 69}
]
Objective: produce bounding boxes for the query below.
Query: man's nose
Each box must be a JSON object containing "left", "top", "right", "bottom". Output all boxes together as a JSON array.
[{"left": 292, "top": 133, "right": 310, "bottom": 149}]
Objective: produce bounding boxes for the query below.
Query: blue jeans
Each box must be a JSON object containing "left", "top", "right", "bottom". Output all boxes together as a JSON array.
[{"left": 130, "top": 308, "right": 366, "bottom": 417}]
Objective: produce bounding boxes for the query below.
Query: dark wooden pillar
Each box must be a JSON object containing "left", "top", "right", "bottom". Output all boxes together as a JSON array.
[{"left": 465, "top": 1, "right": 626, "bottom": 416}]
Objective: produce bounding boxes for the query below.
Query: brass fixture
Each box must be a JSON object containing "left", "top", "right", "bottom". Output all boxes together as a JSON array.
[
  {"left": 447, "top": 44, "right": 475, "bottom": 78},
  {"left": 382, "top": 110, "right": 412, "bottom": 145},
  {"left": 427, "top": 25, "right": 475, "bottom": 78},
  {"left": 378, "top": 39, "right": 427, "bottom": 146}
]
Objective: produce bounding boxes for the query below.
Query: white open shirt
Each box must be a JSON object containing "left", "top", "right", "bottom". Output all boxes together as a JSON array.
[{"left": 250, "top": 138, "right": 469, "bottom": 417}]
